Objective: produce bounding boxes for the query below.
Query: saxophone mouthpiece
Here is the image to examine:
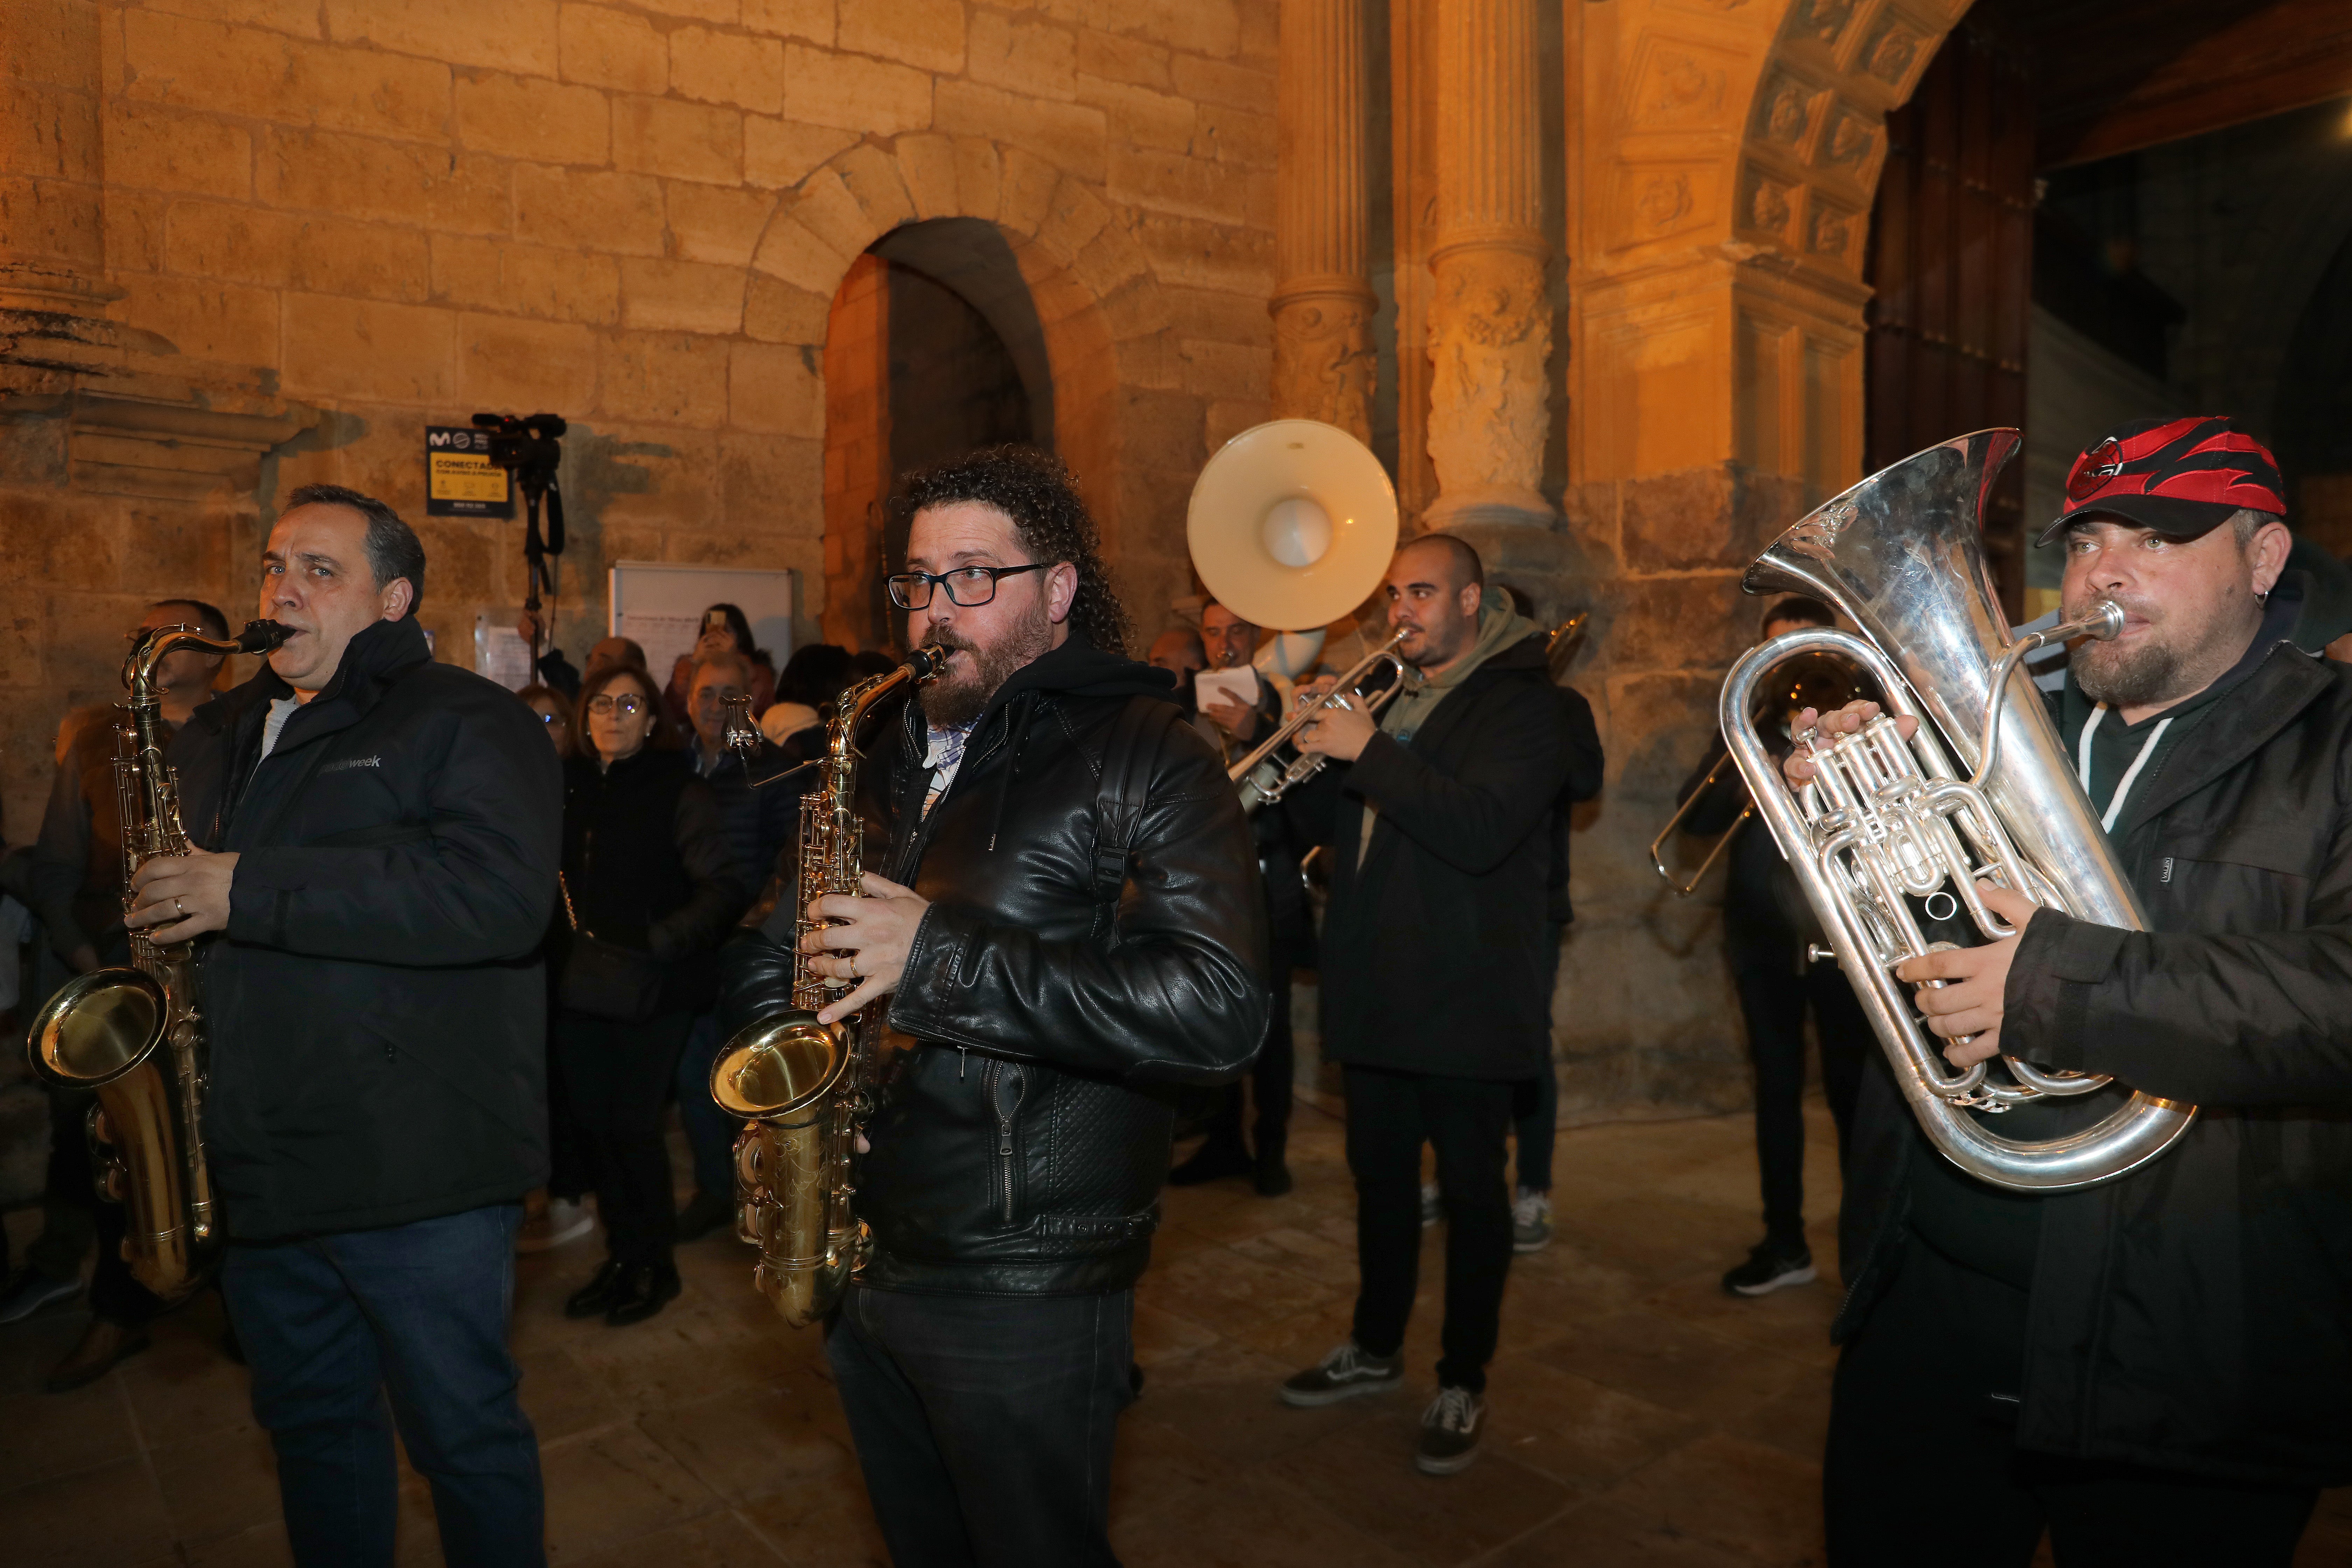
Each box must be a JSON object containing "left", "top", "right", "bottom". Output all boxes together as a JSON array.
[
  {"left": 237, "top": 620, "right": 296, "bottom": 655},
  {"left": 910, "top": 645, "right": 950, "bottom": 680}
]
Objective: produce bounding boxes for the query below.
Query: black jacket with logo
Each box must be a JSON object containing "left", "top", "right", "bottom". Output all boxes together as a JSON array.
[
  {"left": 173, "top": 617, "right": 563, "bottom": 1239},
  {"left": 1835, "top": 640, "right": 2352, "bottom": 1488},
  {"left": 719, "top": 635, "right": 1269, "bottom": 1295}
]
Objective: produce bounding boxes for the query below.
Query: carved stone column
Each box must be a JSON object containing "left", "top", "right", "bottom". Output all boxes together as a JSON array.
[
  {"left": 0, "top": 0, "right": 122, "bottom": 390},
  {"left": 1271, "top": 0, "right": 1376, "bottom": 442},
  {"left": 1424, "top": 0, "right": 1551, "bottom": 529}
]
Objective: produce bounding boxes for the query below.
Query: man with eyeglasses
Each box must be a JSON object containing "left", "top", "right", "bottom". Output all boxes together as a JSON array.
[{"left": 720, "top": 444, "right": 1267, "bottom": 1565}]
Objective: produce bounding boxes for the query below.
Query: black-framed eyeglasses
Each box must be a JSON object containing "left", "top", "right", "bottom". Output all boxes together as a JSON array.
[
  {"left": 887, "top": 563, "right": 1046, "bottom": 610},
  {"left": 586, "top": 693, "right": 646, "bottom": 717}
]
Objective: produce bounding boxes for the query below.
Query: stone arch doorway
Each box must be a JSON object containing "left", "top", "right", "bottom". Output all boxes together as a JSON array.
[
  {"left": 744, "top": 139, "right": 1186, "bottom": 660},
  {"left": 821, "top": 222, "right": 1051, "bottom": 652}
]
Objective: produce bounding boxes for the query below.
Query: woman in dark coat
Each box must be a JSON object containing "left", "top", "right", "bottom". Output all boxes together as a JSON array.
[{"left": 555, "top": 662, "right": 747, "bottom": 1325}]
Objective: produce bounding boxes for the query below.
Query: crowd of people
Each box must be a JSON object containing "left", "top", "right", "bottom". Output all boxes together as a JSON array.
[{"left": 0, "top": 415, "right": 2344, "bottom": 1568}]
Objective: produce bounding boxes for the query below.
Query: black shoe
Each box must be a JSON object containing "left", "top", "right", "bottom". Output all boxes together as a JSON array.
[
  {"left": 44, "top": 1320, "right": 151, "bottom": 1394},
  {"left": 564, "top": 1259, "right": 627, "bottom": 1319},
  {"left": 676, "top": 1188, "right": 734, "bottom": 1244},
  {"left": 1253, "top": 1158, "right": 1293, "bottom": 1197},
  {"left": 605, "top": 1261, "right": 682, "bottom": 1326},
  {"left": 1168, "top": 1139, "right": 1254, "bottom": 1187},
  {"left": 1415, "top": 1385, "right": 1486, "bottom": 1475},
  {"left": 1721, "top": 1240, "right": 1817, "bottom": 1297}
]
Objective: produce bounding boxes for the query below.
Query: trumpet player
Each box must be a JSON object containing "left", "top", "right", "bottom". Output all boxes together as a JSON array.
[
  {"left": 721, "top": 447, "right": 1266, "bottom": 1564},
  {"left": 131, "top": 486, "right": 562, "bottom": 1568},
  {"left": 1804, "top": 420, "right": 2350, "bottom": 1566},
  {"left": 1274, "top": 533, "right": 1580, "bottom": 1476}
]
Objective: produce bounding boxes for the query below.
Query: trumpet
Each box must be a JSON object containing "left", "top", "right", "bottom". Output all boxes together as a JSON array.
[{"left": 1228, "top": 629, "right": 1418, "bottom": 813}]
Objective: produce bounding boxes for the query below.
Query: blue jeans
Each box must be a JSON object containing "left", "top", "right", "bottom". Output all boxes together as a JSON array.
[
  {"left": 674, "top": 1013, "right": 736, "bottom": 1200},
  {"left": 220, "top": 1204, "right": 545, "bottom": 1568},
  {"left": 827, "top": 1284, "right": 1135, "bottom": 1567}
]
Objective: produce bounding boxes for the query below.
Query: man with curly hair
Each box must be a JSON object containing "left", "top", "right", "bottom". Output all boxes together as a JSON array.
[{"left": 720, "top": 445, "right": 1268, "bottom": 1563}]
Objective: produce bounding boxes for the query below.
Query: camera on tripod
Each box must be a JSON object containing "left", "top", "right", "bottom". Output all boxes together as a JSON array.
[{"left": 471, "top": 411, "right": 568, "bottom": 659}]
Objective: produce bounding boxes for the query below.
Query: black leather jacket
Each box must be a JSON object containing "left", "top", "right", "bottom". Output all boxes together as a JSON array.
[{"left": 720, "top": 635, "right": 1269, "bottom": 1296}]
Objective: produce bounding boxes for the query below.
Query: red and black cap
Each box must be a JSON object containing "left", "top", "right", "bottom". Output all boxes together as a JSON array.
[{"left": 2034, "top": 415, "right": 2285, "bottom": 547}]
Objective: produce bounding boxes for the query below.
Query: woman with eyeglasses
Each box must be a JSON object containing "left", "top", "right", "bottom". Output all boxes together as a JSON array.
[{"left": 551, "top": 663, "right": 748, "bottom": 1325}]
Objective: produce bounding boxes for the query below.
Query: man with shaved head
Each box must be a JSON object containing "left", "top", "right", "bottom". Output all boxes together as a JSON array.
[{"left": 1273, "top": 531, "right": 1589, "bottom": 1476}]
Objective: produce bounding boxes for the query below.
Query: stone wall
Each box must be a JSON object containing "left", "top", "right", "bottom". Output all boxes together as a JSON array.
[{"left": 0, "top": 0, "right": 1281, "bottom": 841}]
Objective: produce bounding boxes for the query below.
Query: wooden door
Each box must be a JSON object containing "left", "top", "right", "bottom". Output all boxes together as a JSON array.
[{"left": 1864, "top": 15, "right": 2036, "bottom": 618}]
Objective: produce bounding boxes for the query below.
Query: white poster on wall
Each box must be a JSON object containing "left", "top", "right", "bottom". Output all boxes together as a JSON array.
[{"left": 608, "top": 563, "right": 799, "bottom": 686}]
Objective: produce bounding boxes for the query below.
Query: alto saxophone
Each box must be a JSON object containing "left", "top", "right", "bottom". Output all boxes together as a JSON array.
[
  {"left": 710, "top": 645, "right": 946, "bottom": 1326},
  {"left": 28, "top": 618, "right": 293, "bottom": 1300}
]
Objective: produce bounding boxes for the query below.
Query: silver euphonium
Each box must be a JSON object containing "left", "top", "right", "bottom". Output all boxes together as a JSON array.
[{"left": 1720, "top": 430, "right": 2196, "bottom": 1192}]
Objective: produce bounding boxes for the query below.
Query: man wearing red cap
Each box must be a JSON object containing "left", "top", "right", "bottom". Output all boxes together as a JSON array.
[{"left": 1800, "top": 417, "right": 2352, "bottom": 1565}]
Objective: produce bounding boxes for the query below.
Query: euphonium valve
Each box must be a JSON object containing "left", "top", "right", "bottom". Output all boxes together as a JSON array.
[{"left": 1719, "top": 431, "right": 2194, "bottom": 1193}]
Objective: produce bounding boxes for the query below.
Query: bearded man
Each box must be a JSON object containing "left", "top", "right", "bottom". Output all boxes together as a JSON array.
[
  {"left": 718, "top": 446, "right": 1267, "bottom": 1565},
  {"left": 1798, "top": 418, "right": 2352, "bottom": 1567}
]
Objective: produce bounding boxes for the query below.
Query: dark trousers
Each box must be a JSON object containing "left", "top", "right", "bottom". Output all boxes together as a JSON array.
[
  {"left": 1344, "top": 1065, "right": 1515, "bottom": 1392},
  {"left": 1199, "top": 965, "right": 1294, "bottom": 1166},
  {"left": 1730, "top": 947, "right": 1870, "bottom": 1246},
  {"left": 220, "top": 1204, "right": 544, "bottom": 1568},
  {"left": 825, "top": 1283, "right": 1135, "bottom": 1567},
  {"left": 1826, "top": 1238, "right": 2316, "bottom": 1567},
  {"left": 672, "top": 1013, "right": 736, "bottom": 1199},
  {"left": 550, "top": 1008, "right": 692, "bottom": 1264},
  {"left": 1512, "top": 922, "right": 1566, "bottom": 1192}
]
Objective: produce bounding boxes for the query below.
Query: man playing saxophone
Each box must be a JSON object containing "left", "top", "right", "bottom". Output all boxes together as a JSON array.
[
  {"left": 719, "top": 446, "right": 1267, "bottom": 1564},
  {"left": 125, "top": 485, "right": 562, "bottom": 1568},
  {"left": 1796, "top": 420, "right": 2352, "bottom": 1565}
]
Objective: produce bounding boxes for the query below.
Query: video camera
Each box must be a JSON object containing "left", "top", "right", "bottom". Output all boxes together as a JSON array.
[{"left": 471, "top": 411, "right": 567, "bottom": 655}]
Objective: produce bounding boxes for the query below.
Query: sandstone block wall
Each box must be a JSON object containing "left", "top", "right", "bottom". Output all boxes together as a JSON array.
[{"left": 0, "top": 0, "right": 1281, "bottom": 842}]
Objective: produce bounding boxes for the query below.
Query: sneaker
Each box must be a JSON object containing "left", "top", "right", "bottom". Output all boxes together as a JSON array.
[
  {"left": 1279, "top": 1341, "right": 1404, "bottom": 1407},
  {"left": 518, "top": 1197, "right": 594, "bottom": 1254},
  {"left": 1419, "top": 1179, "right": 1441, "bottom": 1228},
  {"left": 1721, "top": 1240, "right": 1817, "bottom": 1297},
  {"left": 1511, "top": 1186, "right": 1553, "bottom": 1253},
  {"left": 0, "top": 1267, "right": 83, "bottom": 1324},
  {"left": 1415, "top": 1384, "right": 1486, "bottom": 1475},
  {"left": 1253, "top": 1158, "right": 1293, "bottom": 1198}
]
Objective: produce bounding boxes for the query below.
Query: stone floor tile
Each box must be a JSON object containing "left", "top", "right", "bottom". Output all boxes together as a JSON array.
[
  {"left": 0, "top": 1377, "right": 141, "bottom": 1488},
  {"left": 1597, "top": 1431, "right": 1826, "bottom": 1568},
  {"left": 1112, "top": 1421, "right": 1422, "bottom": 1568},
  {"left": 1486, "top": 1496, "right": 1761, "bottom": 1567},
  {"left": 637, "top": 1379, "right": 860, "bottom": 1505},
  {"left": 1527, "top": 1309, "right": 1812, "bottom": 1425},
  {"left": 1130, "top": 1296, "right": 1221, "bottom": 1367},
  {"left": 518, "top": 1345, "right": 627, "bottom": 1444},
  {"left": 1226, "top": 1223, "right": 1364, "bottom": 1291},
  {"left": 149, "top": 1423, "right": 283, "bottom": 1546},
  {"left": 1265, "top": 1408, "right": 1578, "bottom": 1566},
  {"left": 562, "top": 1301, "right": 803, "bottom": 1412},
  {"left": 561, "top": 1508, "right": 791, "bottom": 1566},
  {"left": 1638, "top": 1269, "right": 1841, "bottom": 1370},
  {"left": 733, "top": 1472, "right": 891, "bottom": 1565},
  {"left": 0, "top": 1452, "right": 177, "bottom": 1567},
  {"left": 1125, "top": 1350, "right": 1391, "bottom": 1468},
  {"left": 1480, "top": 1355, "right": 1707, "bottom": 1495},
  {"left": 1144, "top": 1244, "right": 1336, "bottom": 1343},
  {"left": 540, "top": 1421, "right": 726, "bottom": 1560},
  {"left": 184, "top": 1521, "right": 297, "bottom": 1568},
  {"left": 114, "top": 1322, "right": 255, "bottom": 1446},
  {"left": 1717, "top": 1376, "right": 1831, "bottom": 1466}
]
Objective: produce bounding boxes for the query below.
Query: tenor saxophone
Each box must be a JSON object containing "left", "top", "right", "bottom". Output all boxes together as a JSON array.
[
  {"left": 710, "top": 645, "right": 946, "bottom": 1326},
  {"left": 28, "top": 618, "right": 292, "bottom": 1300}
]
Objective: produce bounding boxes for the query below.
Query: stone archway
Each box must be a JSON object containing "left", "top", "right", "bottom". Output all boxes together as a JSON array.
[
  {"left": 1571, "top": 0, "right": 1970, "bottom": 497},
  {"left": 737, "top": 138, "right": 1185, "bottom": 651}
]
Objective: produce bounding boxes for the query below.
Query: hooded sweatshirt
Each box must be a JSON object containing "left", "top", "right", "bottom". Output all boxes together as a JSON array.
[{"left": 1357, "top": 600, "right": 1539, "bottom": 867}]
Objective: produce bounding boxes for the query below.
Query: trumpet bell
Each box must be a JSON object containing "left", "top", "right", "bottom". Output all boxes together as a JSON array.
[
  {"left": 30, "top": 968, "right": 167, "bottom": 1090},
  {"left": 711, "top": 1011, "right": 847, "bottom": 1119},
  {"left": 1187, "top": 419, "right": 1398, "bottom": 631}
]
